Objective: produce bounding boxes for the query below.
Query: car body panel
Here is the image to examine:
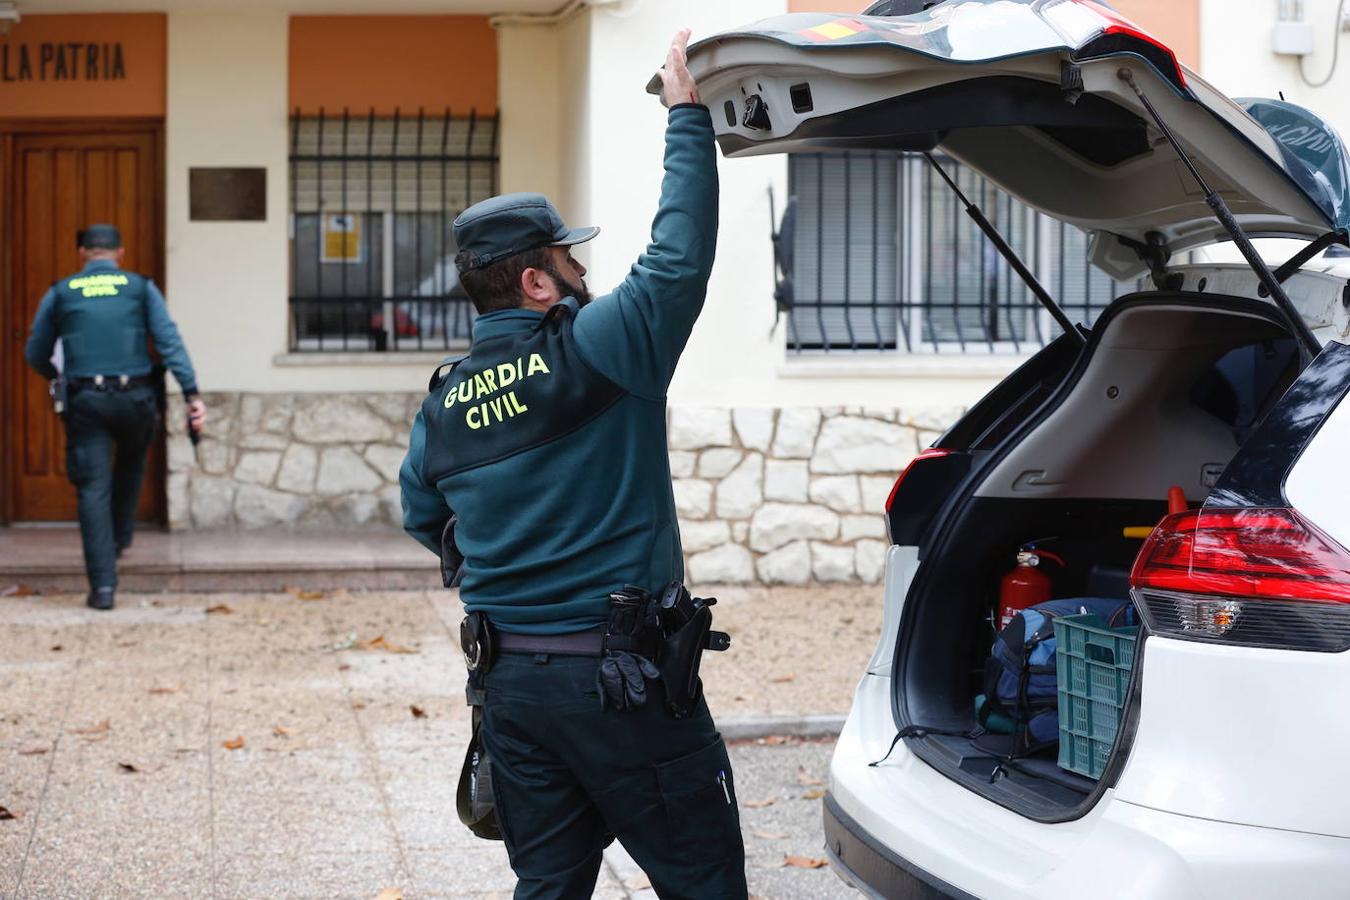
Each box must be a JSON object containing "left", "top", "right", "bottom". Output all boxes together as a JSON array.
[{"left": 674, "top": 2, "right": 1350, "bottom": 279}]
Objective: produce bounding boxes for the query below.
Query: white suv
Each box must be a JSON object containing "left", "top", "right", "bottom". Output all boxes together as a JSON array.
[{"left": 680, "top": 1, "right": 1350, "bottom": 896}]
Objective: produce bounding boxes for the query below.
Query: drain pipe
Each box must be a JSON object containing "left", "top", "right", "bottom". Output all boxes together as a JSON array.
[{"left": 490, "top": 0, "right": 626, "bottom": 28}]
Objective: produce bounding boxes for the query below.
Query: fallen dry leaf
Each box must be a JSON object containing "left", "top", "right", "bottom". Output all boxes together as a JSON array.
[
  {"left": 760, "top": 734, "right": 790, "bottom": 746},
  {"left": 1, "top": 584, "right": 34, "bottom": 597},
  {"left": 272, "top": 726, "right": 295, "bottom": 738},
  {"left": 409, "top": 705, "right": 427, "bottom": 719},
  {"left": 337, "top": 663, "right": 352, "bottom": 671},
  {"left": 356, "top": 635, "right": 418, "bottom": 654},
  {"left": 72, "top": 719, "right": 110, "bottom": 736},
  {"left": 743, "top": 798, "right": 775, "bottom": 809},
  {"left": 751, "top": 829, "right": 788, "bottom": 840},
  {"left": 117, "top": 762, "right": 139, "bottom": 774},
  {"left": 769, "top": 673, "right": 797, "bottom": 683},
  {"left": 148, "top": 684, "right": 184, "bottom": 695},
  {"left": 205, "top": 604, "right": 233, "bottom": 615},
  {"left": 49, "top": 645, "right": 62, "bottom": 652},
  {"left": 796, "top": 767, "right": 824, "bottom": 787},
  {"left": 783, "top": 855, "right": 828, "bottom": 869},
  {"left": 18, "top": 747, "right": 48, "bottom": 756},
  {"left": 286, "top": 586, "right": 327, "bottom": 602},
  {"left": 222, "top": 736, "right": 246, "bottom": 751},
  {"left": 375, "top": 889, "right": 404, "bottom": 900},
  {"left": 0, "top": 806, "right": 22, "bottom": 820},
  {"left": 800, "top": 789, "right": 825, "bottom": 800},
  {"left": 351, "top": 701, "right": 368, "bottom": 710}
]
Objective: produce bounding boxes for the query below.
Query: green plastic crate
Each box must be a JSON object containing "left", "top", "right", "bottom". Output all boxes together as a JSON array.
[{"left": 1054, "top": 613, "right": 1139, "bottom": 779}]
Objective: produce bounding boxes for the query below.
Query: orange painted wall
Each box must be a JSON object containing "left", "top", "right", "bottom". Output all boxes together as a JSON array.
[
  {"left": 0, "top": 14, "right": 166, "bottom": 119},
  {"left": 785, "top": 0, "right": 1200, "bottom": 68},
  {"left": 289, "top": 16, "right": 498, "bottom": 116}
]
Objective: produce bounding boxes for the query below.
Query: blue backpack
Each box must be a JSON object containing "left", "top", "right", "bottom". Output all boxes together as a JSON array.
[{"left": 980, "top": 598, "right": 1135, "bottom": 754}]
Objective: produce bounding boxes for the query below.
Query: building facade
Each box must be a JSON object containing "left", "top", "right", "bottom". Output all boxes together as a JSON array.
[{"left": 1, "top": 0, "right": 1339, "bottom": 584}]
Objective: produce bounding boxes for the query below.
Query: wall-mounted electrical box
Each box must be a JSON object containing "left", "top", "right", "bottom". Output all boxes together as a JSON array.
[{"left": 1273, "top": 20, "right": 1315, "bottom": 56}]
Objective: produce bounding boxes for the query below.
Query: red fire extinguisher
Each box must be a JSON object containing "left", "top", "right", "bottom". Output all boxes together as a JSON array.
[{"left": 998, "top": 547, "right": 1066, "bottom": 629}]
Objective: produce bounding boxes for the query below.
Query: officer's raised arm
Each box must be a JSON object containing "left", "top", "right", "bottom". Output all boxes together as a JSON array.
[{"left": 572, "top": 29, "right": 717, "bottom": 399}]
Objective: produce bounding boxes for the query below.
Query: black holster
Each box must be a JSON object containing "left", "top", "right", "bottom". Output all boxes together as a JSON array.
[
  {"left": 457, "top": 611, "right": 501, "bottom": 841},
  {"left": 49, "top": 377, "right": 67, "bottom": 420},
  {"left": 655, "top": 583, "right": 731, "bottom": 719}
]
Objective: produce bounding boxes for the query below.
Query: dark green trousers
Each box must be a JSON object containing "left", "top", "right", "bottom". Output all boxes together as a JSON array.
[
  {"left": 63, "top": 385, "right": 159, "bottom": 590},
  {"left": 480, "top": 652, "right": 747, "bottom": 900}
]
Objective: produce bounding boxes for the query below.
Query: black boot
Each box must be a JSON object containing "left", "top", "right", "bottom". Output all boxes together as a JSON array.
[{"left": 87, "top": 587, "right": 115, "bottom": 611}]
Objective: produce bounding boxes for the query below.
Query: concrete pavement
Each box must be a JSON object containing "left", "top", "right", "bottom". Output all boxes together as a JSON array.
[{"left": 0, "top": 587, "right": 879, "bottom": 898}]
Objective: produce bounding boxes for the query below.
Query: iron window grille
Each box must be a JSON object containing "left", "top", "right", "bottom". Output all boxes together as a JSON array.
[
  {"left": 786, "top": 151, "right": 1153, "bottom": 354},
  {"left": 288, "top": 107, "right": 499, "bottom": 353}
]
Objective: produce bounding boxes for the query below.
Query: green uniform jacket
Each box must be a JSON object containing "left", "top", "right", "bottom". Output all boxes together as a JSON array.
[
  {"left": 400, "top": 104, "right": 718, "bottom": 634},
  {"left": 23, "top": 259, "right": 198, "bottom": 396}
]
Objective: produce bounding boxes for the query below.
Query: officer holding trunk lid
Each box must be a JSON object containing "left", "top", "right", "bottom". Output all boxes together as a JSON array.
[
  {"left": 399, "top": 29, "right": 746, "bottom": 899},
  {"left": 24, "top": 224, "right": 205, "bottom": 612}
]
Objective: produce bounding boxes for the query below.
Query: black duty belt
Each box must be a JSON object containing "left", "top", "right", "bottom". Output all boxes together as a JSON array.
[
  {"left": 496, "top": 628, "right": 655, "bottom": 658},
  {"left": 69, "top": 374, "right": 156, "bottom": 391}
]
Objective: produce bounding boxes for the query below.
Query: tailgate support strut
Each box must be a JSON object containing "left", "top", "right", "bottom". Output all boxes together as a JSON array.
[
  {"left": 1119, "top": 68, "right": 1323, "bottom": 360},
  {"left": 922, "top": 152, "right": 1085, "bottom": 346}
]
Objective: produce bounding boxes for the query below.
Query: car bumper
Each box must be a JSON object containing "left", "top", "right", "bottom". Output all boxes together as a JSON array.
[{"left": 831, "top": 672, "right": 1350, "bottom": 899}]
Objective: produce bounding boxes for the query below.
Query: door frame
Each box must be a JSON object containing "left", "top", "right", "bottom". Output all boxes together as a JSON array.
[{"left": 0, "top": 117, "right": 166, "bottom": 525}]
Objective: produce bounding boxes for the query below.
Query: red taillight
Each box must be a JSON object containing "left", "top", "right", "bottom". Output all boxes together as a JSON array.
[
  {"left": 1132, "top": 508, "right": 1350, "bottom": 604},
  {"left": 1131, "top": 508, "right": 1350, "bottom": 651},
  {"left": 885, "top": 448, "right": 951, "bottom": 514}
]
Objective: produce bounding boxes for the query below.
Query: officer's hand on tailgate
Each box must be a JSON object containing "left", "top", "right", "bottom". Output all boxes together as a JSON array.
[
  {"left": 187, "top": 396, "right": 207, "bottom": 430},
  {"left": 658, "top": 29, "right": 699, "bottom": 108}
]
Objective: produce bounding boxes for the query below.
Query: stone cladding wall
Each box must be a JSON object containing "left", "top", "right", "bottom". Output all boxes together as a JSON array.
[{"left": 167, "top": 394, "right": 961, "bottom": 583}]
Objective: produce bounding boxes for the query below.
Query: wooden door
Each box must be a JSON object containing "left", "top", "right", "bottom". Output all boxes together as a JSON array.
[{"left": 2, "top": 125, "right": 165, "bottom": 523}]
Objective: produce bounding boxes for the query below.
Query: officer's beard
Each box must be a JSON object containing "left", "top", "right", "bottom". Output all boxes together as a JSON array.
[{"left": 541, "top": 265, "right": 593, "bottom": 307}]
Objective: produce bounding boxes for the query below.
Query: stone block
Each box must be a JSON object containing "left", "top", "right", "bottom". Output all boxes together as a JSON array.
[
  {"left": 277, "top": 445, "right": 318, "bottom": 494},
  {"left": 238, "top": 394, "right": 264, "bottom": 432},
  {"left": 748, "top": 503, "right": 839, "bottom": 553},
  {"left": 901, "top": 405, "right": 965, "bottom": 432},
  {"left": 771, "top": 408, "right": 821, "bottom": 459},
  {"left": 234, "top": 450, "right": 282, "bottom": 487},
  {"left": 687, "top": 544, "right": 755, "bottom": 584},
  {"left": 698, "top": 448, "right": 743, "bottom": 479},
  {"left": 733, "top": 408, "right": 776, "bottom": 453},
  {"left": 235, "top": 484, "right": 306, "bottom": 528},
  {"left": 167, "top": 472, "right": 190, "bottom": 531},
  {"left": 190, "top": 476, "right": 235, "bottom": 528},
  {"left": 763, "top": 460, "right": 808, "bottom": 503},
  {"left": 167, "top": 433, "right": 195, "bottom": 474},
  {"left": 672, "top": 479, "right": 713, "bottom": 519},
  {"left": 292, "top": 396, "right": 393, "bottom": 444},
  {"left": 862, "top": 406, "right": 900, "bottom": 422},
  {"left": 715, "top": 453, "right": 763, "bottom": 520},
  {"left": 668, "top": 408, "right": 732, "bottom": 450},
  {"left": 856, "top": 540, "right": 889, "bottom": 584},
  {"left": 366, "top": 393, "right": 413, "bottom": 426},
  {"left": 732, "top": 522, "right": 749, "bottom": 543},
  {"left": 379, "top": 485, "right": 403, "bottom": 525},
  {"left": 364, "top": 444, "right": 408, "bottom": 483},
  {"left": 812, "top": 542, "right": 856, "bottom": 583},
  {"left": 809, "top": 475, "right": 861, "bottom": 513},
  {"left": 259, "top": 394, "right": 296, "bottom": 434},
  {"left": 860, "top": 475, "right": 899, "bottom": 512},
  {"left": 680, "top": 520, "right": 731, "bottom": 554},
  {"left": 316, "top": 447, "right": 383, "bottom": 496},
  {"left": 813, "top": 417, "right": 919, "bottom": 474},
  {"left": 236, "top": 432, "right": 290, "bottom": 451},
  {"left": 668, "top": 451, "right": 697, "bottom": 478},
  {"left": 841, "top": 514, "right": 886, "bottom": 542},
  {"left": 756, "top": 540, "right": 811, "bottom": 585},
  {"left": 197, "top": 437, "right": 232, "bottom": 476},
  {"left": 335, "top": 493, "right": 380, "bottom": 526}
]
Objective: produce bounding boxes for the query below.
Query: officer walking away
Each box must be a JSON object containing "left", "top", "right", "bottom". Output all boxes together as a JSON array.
[
  {"left": 24, "top": 225, "right": 206, "bottom": 611},
  {"left": 400, "top": 30, "right": 746, "bottom": 900}
]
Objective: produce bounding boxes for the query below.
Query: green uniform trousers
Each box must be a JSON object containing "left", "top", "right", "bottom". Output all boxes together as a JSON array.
[
  {"left": 480, "top": 652, "right": 748, "bottom": 900},
  {"left": 63, "top": 384, "right": 159, "bottom": 590}
]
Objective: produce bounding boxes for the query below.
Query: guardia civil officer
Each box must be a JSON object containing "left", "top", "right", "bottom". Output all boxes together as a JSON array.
[
  {"left": 400, "top": 30, "right": 745, "bottom": 900},
  {"left": 24, "top": 225, "right": 206, "bottom": 611}
]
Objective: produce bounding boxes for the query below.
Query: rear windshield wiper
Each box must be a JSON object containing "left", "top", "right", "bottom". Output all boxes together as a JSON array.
[
  {"left": 922, "top": 152, "right": 1086, "bottom": 346},
  {"left": 1118, "top": 68, "right": 1323, "bottom": 361}
]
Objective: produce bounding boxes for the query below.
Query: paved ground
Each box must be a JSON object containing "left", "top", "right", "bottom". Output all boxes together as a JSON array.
[{"left": 0, "top": 587, "right": 879, "bottom": 899}]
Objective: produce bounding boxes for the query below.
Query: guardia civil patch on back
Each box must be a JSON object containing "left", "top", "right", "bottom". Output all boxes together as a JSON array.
[{"left": 421, "top": 308, "right": 625, "bottom": 480}]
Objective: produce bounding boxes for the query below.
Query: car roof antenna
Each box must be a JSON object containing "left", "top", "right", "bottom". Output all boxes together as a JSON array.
[
  {"left": 922, "top": 152, "right": 1086, "bottom": 345},
  {"left": 1118, "top": 67, "right": 1322, "bottom": 361}
]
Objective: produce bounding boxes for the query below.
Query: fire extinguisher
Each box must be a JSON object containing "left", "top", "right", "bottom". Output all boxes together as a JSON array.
[{"left": 998, "top": 546, "right": 1066, "bottom": 629}]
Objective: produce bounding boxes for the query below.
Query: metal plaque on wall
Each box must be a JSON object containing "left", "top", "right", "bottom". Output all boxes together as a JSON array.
[{"left": 188, "top": 168, "right": 267, "bottom": 221}]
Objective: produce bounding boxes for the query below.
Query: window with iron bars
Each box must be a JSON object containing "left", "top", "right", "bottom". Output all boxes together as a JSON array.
[
  {"left": 288, "top": 107, "right": 499, "bottom": 352},
  {"left": 786, "top": 151, "right": 1152, "bottom": 354}
]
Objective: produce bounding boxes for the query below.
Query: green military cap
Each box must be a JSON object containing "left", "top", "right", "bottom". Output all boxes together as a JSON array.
[
  {"left": 77, "top": 224, "right": 122, "bottom": 250},
  {"left": 453, "top": 193, "right": 598, "bottom": 272}
]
